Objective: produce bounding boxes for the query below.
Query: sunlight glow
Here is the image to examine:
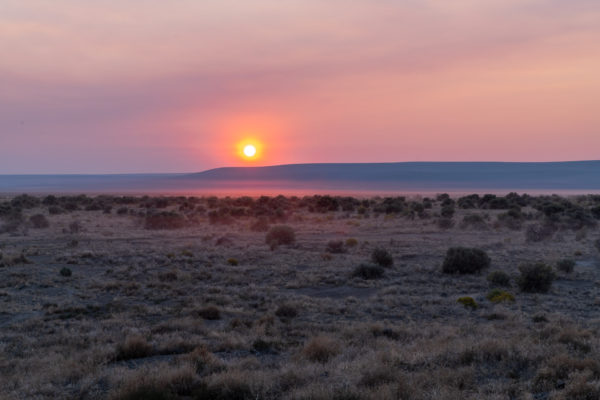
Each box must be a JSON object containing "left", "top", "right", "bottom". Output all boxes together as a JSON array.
[{"left": 243, "top": 144, "right": 256, "bottom": 157}]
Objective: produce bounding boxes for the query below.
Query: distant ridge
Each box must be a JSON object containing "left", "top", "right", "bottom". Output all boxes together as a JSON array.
[
  {"left": 1, "top": 161, "right": 599, "bottom": 194},
  {"left": 186, "top": 161, "right": 600, "bottom": 190}
]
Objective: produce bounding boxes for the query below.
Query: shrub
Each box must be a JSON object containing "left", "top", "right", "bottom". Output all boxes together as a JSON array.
[
  {"left": 352, "top": 264, "right": 384, "bottom": 280},
  {"left": 440, "top": 204, "right": 455, "bottom": 218},
  {"left": 59, "top": 267, "right": 72, "bottom": 277},
  {"left": 437, "top": 217, "right": 454, "bottom": 229},
  {"left": 227, "top": 258, "right": 239, "bottom": 266},
  {"left": 69, "top": 221, "right": 82, "bottom": 234},
  {"left": 460, "top": 214, "right": 488, "bottom": 229},
  {"left": 144, "top": 212, "right": 186, "bottom": 230},
  {"left": 265, "top": 225, "right": 295, "bottom": 248},
  {"left": 193, "top": 380, "right": 253, "bottom": 400},
  {"left": 302, "top": 336, "right": 339, "bottom": 363},
  {"left": 117, "top": 385, "right": 171, "bottom": 400},
  {"left": 442, "top": 247, "right": 490, "bottom": 274},
  {"left": 345, "top": 238, "right": 358, "bottom": 247},
  {"left": 371, "top": 247, "right": 393, "bottom": 267},
  {"left": 29, "top": 214, "right": 49, "bottom": 229},
  {"left": 486, "top": 289, "right": 515, "bottom": 303},
  {"left": 115, "top": 335, "right": 153, "bottom": 361},
  {"left": 275, "top": 304, "right": 298, "bottom": 319},
  {"left": 556, "top": 259, "right": 575, "bottom": 273},
  {"left": 197, "top": 306, "right": 221, "bottom": 320},
  {"left": 250, "top": 217, "right": 270, "bottom": 232},
  {"left": 487, "top": 271, "right": 511, "bottom": 287},
  {"left": 457, "top": 297, "right": 478, "bottom": 309},
  {"left": 525, "top": 223, "right": 556, "bottom": 242},
  {"left": 326, "top": 240, "right": 345, "bottom": 254},
  {"left": 517, "top": 262, "right": 555, "bottom": 293},
  {"left": 48, "top": 206, "right": 64, "bottom": 215}
]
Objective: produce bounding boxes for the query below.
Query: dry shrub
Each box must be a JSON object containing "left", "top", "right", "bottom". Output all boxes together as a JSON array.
[
  {"left": 345, "top": 238, "right": 358, "bottom": 247},
  {"left": 561, "top": 373, "right": 600, "bottom": 400},
  {"left": 186, "top": 346, "right": 225, "bottom": 375},
  {"left": 557, "top": 328, "right": 593, "bottom": 354},
  {"left": 557, "top": 259, "right": 575, "bottom": 274},
  {"left": 115, "top": 335, "right": 153, "bottom": 361},
  {"left": 487, "top": 270, "right": 511, "bottom": 287},
  {"left": 197, "top": 372, "right": 254, "bottom": 400},
  {"left": 371, "top": 247, "right": 393, "bottom": 267},
  {"left": 250, "top": 217, "right": 270, "bottom": 232},
  {"left": 437, "top": 217, "right": 455, "bottom": 229},
  {"left": 460, "top": 214, "right": 488, "bottom": 229},
  {"left": 326, "top": 240, "right": 346, "bottom": 254},
  {"left": 197, "top": 306, "right": 221, "bottom": 320},
  {"left": 275, "top": 304, "right": 298, "bottom": 319},
  {"left": 144, "top": 212, "right": 187, "bottom": 230},
  {"left": 302, "top": 336, "right": 339, "bottom": 363},
  {"left": 525, "top": 222, "right": 556, "bottom": 242},
  {"left": 358, "top": 365, "right": 396, "bottom": 387},
  {"left": 111, "top": 364, "right": 197, "bottom": 400},
  {"left": 533, "top": 354, "right": 600, "bottom": 392},
  {"left": 265, "top": 225, "right": 296, "bottom": 248},
  {"left": 29, "top": 214, "right": 49, "bottom": 229},
  {"left": 517, "top": 262, "right": 555, "bottom": 293},
  {"left": 442, "top": 247, "right": 490, "bottom": 274},
  {"left": 352, "top": 264, "right": 384, "bottom": 280}
]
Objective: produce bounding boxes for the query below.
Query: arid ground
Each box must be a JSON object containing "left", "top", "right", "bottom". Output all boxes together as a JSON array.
[{"left": 1, "top": 193, "right": 600, "bottom": 399}]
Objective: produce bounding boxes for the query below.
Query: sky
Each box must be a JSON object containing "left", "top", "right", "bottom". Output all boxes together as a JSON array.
[{"left": 1, "top": 0, "right": 599, "bottom": 173}]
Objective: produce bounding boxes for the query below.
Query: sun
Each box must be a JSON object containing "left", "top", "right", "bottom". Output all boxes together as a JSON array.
[{"left": 243, "top": 144, "right": 256, "bottom": 158}]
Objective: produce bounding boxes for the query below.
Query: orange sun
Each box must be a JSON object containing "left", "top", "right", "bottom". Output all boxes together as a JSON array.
[{"left": 237, "top": 139, "right": 262, "bottom": 161}]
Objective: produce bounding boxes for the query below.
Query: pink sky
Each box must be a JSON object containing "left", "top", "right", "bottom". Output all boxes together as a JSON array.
[{"left": 1, "top": 0, "right": 599, "bottom": 173}]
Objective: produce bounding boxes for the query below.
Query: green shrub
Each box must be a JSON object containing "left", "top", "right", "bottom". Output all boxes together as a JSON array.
[
  {"left": 487, "top": 271, "right": 511, "bottom": 287},
  {"left": 59, "top": 267, "right": 72, "bottom": 277},
  {"left": 265, "top": 225, "right": 295, "bottom": 248},
  {"left": 486, "top": 289, "right": 515, "bottom": 303},
  {"left": 227, "top": 258, "right": 239, "bottom": 266},
  {"left": 352, "top": 264, "right": 384, "bottom": 280},
  {"left": 517, "top": 262, "right": 555, "bottom": 293},
  {"left": 556, "top": 259, "right": 575, "bottom": 273},
  {"left": 442, "top": 247, "right": 490, "bottom": 274},
  {"left": 345, "top": 238, "right": 358, "bottom": 247},
  {"left": 457, "top": 297, "right": 478, "bottom": 309},
  {"left": 371, "top": 247, "right": 393, "bottom": 267}
]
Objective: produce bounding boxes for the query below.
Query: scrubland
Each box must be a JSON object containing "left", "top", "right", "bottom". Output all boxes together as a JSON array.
[{"left": 1, "top": 193, "right": 600, "bottom": 399}]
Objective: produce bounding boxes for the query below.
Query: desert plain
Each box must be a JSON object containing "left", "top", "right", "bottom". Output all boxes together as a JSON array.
[{"left": 1, "top": 193, "right": 600, "bottom": 400}]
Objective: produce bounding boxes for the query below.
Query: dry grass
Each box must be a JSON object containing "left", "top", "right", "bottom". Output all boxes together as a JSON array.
[{"left": 0, "top": 193, "right": 599, "bottom": 399}]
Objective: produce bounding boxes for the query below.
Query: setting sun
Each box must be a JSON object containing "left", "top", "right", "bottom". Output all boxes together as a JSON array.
[
  {"left": 243, "top": 144, "right": 256, "bottom": 158},
  {"left": 237, "top": 138, "right": 263, "bottom": 161}
]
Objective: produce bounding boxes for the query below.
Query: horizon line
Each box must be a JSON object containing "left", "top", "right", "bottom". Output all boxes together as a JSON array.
[{"left": 1, "top": 159, "right": 599, "bottom": 176}]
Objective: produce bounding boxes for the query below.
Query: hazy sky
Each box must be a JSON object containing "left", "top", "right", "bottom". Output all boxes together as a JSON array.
[{"left": 1, "top": 0, "right": 599, "bottom": 173}]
